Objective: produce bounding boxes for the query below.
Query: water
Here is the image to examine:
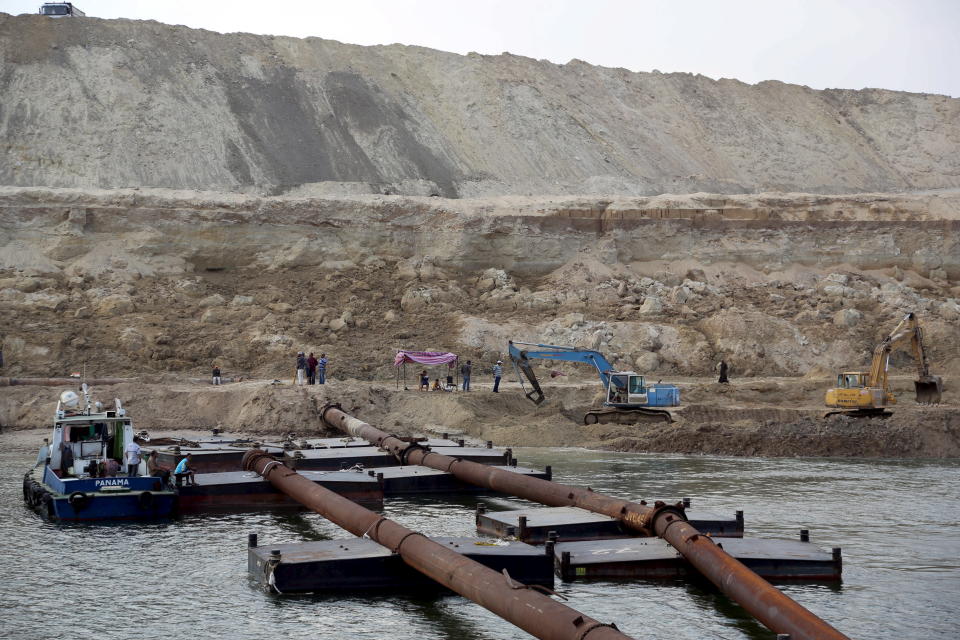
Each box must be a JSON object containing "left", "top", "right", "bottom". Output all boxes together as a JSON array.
[{"left": 2, "top": 433, "right": 958, "bottom": 639}]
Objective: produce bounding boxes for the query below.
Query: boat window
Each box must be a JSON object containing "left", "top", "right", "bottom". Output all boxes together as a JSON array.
[
  {"left": 41, "top": 5, "right": 70, "bottom": 15},
  {"left": 629, "top": 376, "right": 645, "bottom": 394}
]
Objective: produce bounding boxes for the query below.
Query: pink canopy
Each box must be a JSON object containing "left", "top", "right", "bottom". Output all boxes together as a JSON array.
[{"left": 394, "top": 350, "right": 458, "bottom": 367}]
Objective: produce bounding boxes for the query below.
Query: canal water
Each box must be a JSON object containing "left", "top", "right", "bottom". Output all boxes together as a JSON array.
[{"left": 1, "top": 432, "right": 957, "bottom": 639}]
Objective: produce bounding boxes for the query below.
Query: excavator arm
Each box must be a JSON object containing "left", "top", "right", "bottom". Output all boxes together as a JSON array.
[
  {"left": 868, "top": 312, "right": 942, "bottom": 403},
  {"left": 508, "top": 341, "right": 615, "bottom": 405}
]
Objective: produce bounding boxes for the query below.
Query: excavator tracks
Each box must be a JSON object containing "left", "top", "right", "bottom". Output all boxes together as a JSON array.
[
  {"left": 823, "top": 408, "right": 893, "bottom": 419},
  {"left": 584, "top": 407, "right": 673, "bottom": 425}
]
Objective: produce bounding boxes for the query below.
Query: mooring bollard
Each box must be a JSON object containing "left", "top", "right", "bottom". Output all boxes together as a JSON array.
[
  {"left": 545, "top": 465, "right": 552, "bottom": 481},
  {"left": 800, "top": 529, "right": 810, "bottom": 542},
  {"left": 561, "top": 551, "right": 572, "bottom": 577},
  {"left": 442, "top": 432, "right": 448, "bottom": 440},
  {"left": 683, "top": 497, "right": 691, "bottom": 508},
  {"left": 486, "top": 440, "right": 493, "bottom": 449},
  {"left": 457, "top": 438, "right": 465, "bottom": 447},
  {"left": 248, "top": 533, "right": 258, "bottom": 548},
  {"left": 518, "top": 515, "right": 528, "bottom": 540}
]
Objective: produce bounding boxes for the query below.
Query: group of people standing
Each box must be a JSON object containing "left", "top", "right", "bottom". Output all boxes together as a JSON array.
[
  {"left": 417, "top": 359, "right": 503, "bottom": 392},
  {"left": 296, "top": 351, "right": 328, "bottom": 385}
]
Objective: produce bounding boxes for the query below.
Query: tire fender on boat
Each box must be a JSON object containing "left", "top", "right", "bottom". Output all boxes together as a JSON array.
[
  {"left": 138, "top": 491, "right": 154, "bottom": 510},
  {"left": 68, "top": 491, "right": 91, "bottom": 512}
]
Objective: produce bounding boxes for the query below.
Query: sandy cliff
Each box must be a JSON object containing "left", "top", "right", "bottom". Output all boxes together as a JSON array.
[{"left": 2, "top": 13, "right": 960, "bottom": 196}]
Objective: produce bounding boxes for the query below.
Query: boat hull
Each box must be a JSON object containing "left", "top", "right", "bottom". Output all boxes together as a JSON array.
[{"left": 24, "top": 467, "right": 176, "bottom": 522}]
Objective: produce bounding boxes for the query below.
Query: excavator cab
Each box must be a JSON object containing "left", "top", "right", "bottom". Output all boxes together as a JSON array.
[
  {"left": 607, "top": 373, "right": 647, "bottom": 406},
  {"left": 835, "top": 372, "right": 868, "bottom": 389}
]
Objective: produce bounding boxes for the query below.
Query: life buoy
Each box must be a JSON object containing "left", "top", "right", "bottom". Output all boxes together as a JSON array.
[
  {"left": 138, "top": 491, "right": 154, "bottom": 510},
  {"left": 68, "top": 491, "right": 91, "bottom": 512}
]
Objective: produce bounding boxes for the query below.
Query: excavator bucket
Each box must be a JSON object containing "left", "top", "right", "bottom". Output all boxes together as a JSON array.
[{"left": 915, "top": 376, "right": 943, "bottom": 404}]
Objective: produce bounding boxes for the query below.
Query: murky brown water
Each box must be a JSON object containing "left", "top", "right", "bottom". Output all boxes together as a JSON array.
[{"left": 1, "top": 430, "right": 957, "bottom": 639}]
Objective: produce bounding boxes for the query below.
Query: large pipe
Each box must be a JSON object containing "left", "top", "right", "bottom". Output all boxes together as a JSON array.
[
  {"left": 242, "top": 449, "right": 633, "bottom": 640},
  {"left": 320, "top": 403, "right": 849, "bottom": 640},
  {"left": 0, "top": 377, "right": 137, "bottom": 387}
]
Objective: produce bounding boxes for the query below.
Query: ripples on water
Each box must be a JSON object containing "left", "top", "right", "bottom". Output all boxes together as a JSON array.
[{"left": 1, "top": 435, "right": 958, "bottom": 639}]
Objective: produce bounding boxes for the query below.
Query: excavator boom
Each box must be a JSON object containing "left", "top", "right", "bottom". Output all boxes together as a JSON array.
[
  {"left": 508, "top": 342, "right": 615, "bottom": 405},
  {"left": 508, "top": 341, "right": 678, "bottom": 424}
]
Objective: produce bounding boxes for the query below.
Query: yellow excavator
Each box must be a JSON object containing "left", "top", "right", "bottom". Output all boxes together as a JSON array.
[{"left": 825, "top": 312, "right": 942, "bottom": 418}]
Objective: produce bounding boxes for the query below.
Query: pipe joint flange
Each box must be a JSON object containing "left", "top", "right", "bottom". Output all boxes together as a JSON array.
[
  {"left": 399, "top": 442, "right": 430, "bottom": 465},
  {"left": 319, "top": 402, "right": 343, "bottom": 426},
  {"left": 577, "top": 621, "right": 620, "bottom": 640},
  {"left": 392, "top": 530, "right": 426, "bottom": 554},
  {"left": 241, "top": 448, "right": 275, "bottom": 472},
  {"left": 650, "top": 503, "right": 688, "bottom": 536}
]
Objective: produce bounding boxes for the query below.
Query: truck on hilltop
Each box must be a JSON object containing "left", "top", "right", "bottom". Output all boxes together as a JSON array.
[{"left": 38, "top": 2, "right": 85, "bottom": 17}]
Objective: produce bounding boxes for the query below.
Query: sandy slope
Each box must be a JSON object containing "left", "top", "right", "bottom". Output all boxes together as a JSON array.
[{"left": 2, "top": 13, "right": 959, "bottom": 196}]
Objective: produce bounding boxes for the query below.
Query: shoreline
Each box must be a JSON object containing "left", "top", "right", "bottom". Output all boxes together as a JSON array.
[{"left": 4, "top": 377, "right": 957, "bottom": 459}]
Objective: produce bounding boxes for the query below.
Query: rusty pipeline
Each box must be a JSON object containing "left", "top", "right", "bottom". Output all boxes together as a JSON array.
[
  {"left": 0, "top": 377, "right": 137, "bottom": 387},
  {"left": 319, "top": 403, "right": 849, "bottom": 640},
  {"left": 241, "top": 449, "right": 633, "bottom": 640}
]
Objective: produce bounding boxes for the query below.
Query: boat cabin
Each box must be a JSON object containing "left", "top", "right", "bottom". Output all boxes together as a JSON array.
[{"left": 47, "top": 389, "right": 133, "bottom": 478}]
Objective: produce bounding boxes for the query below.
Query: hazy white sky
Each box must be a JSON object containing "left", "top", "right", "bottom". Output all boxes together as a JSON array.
[{"left": 4, "top": 0, "right": 959, "bottom": 97}]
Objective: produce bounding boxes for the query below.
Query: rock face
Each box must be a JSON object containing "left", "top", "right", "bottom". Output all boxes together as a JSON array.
[
  {"left": 1, "top": 187, "right": 957, "bottom": 381},
  {"left": 1, "top": 13, "right": 959, "bottom": 196}
]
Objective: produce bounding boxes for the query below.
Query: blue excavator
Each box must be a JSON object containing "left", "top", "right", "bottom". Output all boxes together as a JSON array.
[{"left": 508, "top": 340, "right": 680, "bottom": 424}]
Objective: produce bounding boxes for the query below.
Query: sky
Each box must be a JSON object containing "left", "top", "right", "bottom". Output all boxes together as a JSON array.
[{"left": 3, "top": 0, "right": 959, "bottom": 97}]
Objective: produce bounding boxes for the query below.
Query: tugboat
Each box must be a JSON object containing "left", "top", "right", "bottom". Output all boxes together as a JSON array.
[{"left": 23, "top": 384, "right": 176, "bottom": 521}]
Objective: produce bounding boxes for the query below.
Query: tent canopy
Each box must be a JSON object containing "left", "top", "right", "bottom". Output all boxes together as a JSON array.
[{"left": 394, "top": 350, "right": 458, "bottom": 367}]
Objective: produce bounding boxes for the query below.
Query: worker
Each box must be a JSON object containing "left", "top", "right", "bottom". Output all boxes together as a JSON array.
[
  {"left": 419, "top": 370, "right": 429, "bottom": 391},
  {"left": 461, "top": 360, "right": 472, "bottom": 391},
  {"left": 125, "top": 440, "right": 142, "bottom": 477},
  {"left": 717, "top": 359, "right": 729, "bottom": 384},
  {"left": 35, "top": 438, "right": 50, "bottom": 467},
  {"left": 295, "top": 352, "right": 306, "bottom": 385},
  {"left": 318, "top": 353, "right": 328, "bottom": 384},
  {"left": 212, "top": 364, "right": 221, "bottom": 386},
  {"left": 102, "top": 457, "right": 120, "bottom": 477},
  {"left": 492, "top": 360, "right": 503, "bottom": 393},
  {"left": 307, "top": 352, "right": 318, "bottom": 385},
  {"left": 174, "top": 453, "right": 198, "bottom": 486},
  {"left": 147, "top": 452, "right": 171, "bottom": 484}
]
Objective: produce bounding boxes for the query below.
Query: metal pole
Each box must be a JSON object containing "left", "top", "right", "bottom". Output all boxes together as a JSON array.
[
  {"left": 242, "top": 449, "right": 633, "bottom": 640},
  {"left": 319, "top": 403, "right": 849, "bottom": 640}
]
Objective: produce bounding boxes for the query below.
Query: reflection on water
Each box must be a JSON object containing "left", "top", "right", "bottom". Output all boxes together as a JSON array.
[{"left": 1, "top": 435, "right": 957, "bottom": 639}]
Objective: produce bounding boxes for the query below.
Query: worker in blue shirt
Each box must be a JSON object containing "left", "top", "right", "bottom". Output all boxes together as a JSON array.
[{"left": 174, "top": 453, "right": 198, "bottom": 486}]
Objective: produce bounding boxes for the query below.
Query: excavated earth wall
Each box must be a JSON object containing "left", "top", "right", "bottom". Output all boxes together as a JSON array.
[
  {"left": 1, "top": 187, "right": 958, "bottom": 385},
  {"left": 2, "top": 13, "right": 960, "bottom": 196}
]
